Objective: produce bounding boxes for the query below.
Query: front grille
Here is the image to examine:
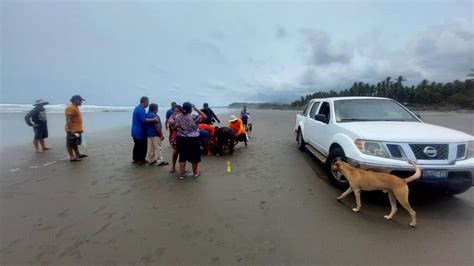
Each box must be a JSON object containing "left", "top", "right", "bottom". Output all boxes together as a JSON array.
[
  {"left": 387, "top": 144, "right": 403, "bottom": 158},
  {"left": 409, "top": 144, "right": 449, "bottom": 160},
  {"left": 457, "top": 144, "right": 466, "bottom": 159}
]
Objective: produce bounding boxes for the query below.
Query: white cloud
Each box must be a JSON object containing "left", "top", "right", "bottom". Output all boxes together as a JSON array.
[{"left": 241, "top": 19, "right": 474, "bottom": 101}]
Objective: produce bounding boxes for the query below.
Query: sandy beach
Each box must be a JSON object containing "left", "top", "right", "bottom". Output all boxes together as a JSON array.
[{"left": 0, "top": 110, "right": 473, "bottom": 265}]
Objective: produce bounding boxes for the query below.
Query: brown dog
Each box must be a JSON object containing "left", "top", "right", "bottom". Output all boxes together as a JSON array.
[{"left": 335, "top": 161, "right": 421, "bottom": 227}]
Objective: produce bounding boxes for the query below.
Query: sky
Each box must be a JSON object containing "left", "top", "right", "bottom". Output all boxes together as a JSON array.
[{"left": 1, "top": 0, "right": 473, "bottom": 107}]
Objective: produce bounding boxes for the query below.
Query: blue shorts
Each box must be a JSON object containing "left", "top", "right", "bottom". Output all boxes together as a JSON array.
[{"left": 199, "top": 130, "right": 210, "bottom": 143}]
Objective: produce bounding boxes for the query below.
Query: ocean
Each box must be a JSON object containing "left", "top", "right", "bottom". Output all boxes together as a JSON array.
[{"left": 0, "top": 104, "right": 231, "bottom": 149}]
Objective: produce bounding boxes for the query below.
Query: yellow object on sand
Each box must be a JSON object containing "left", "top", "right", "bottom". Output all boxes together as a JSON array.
[{"left": 227, "top": 161, "right": 231, "bottom": 173}]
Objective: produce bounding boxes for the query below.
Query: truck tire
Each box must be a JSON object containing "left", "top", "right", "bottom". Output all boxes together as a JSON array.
[
  {"left": 297, "top": 128, "right": 306, "bottom": 151},
  {"left": 326, "top": 147, "right": 349, "bottom": 190}
]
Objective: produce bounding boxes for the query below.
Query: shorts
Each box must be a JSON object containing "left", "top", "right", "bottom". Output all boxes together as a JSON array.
[
  {"left": 177, "top": 136, "right": 201, "bottom": 163},
  {"left": 66, "top": 132, "right": 82, "bottom": 148},
  {"left": 199, "top": 130, "right": 210, "bottom": 143},
  {"left": 33, "top": 126, "right": 48, "bottom": 140}
]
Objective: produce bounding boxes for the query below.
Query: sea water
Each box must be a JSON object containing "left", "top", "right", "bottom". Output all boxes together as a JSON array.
[{"left": 0, "top": 104, "right": 230, "bottom": 149}]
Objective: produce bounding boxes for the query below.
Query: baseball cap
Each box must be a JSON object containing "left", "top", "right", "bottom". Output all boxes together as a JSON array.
[{"left": 70, "top": 95, "right": 85, "bottom": 102}]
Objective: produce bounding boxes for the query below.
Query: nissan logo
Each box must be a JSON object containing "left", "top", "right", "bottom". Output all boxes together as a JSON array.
[{"left": 423, "top": 146, "right": 438, "bottom": 158}]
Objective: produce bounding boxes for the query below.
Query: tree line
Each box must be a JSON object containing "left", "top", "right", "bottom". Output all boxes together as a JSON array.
[
  {"left": 290, "top": 77, "right": 474, "bottom": 110},
  {"left": 229, "top": 77, "right": 474, "bottom": 110}
]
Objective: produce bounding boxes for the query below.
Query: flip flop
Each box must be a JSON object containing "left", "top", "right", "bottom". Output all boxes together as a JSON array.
[
  {"left": 78, "top": 154, "right": 88, "bottom": 158},
  {"left": 70, "top": 158, "right": 82, "bottom": 162},
  {"left": 157, "top": 161, "right": 169, "bottom": 166},
  {"left": 178, "top": 175, "right": 186, "bottom": 180},
  {"left": 193, "top": 172, "right": 201, "bottom": 178}
]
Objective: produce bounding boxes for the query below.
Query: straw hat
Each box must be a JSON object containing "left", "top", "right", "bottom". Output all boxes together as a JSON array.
[
  {"left": 229, "top": 115, "right": 239, "bottom": 122},
  {"left": 33, "top": 100, "right": 49, "bottom": 106}
]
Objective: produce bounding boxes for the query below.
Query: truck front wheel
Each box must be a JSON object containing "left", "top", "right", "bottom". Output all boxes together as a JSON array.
[
  {"left": 297, "top": 129, "right": 306, "bottom": 151},
  {"left": 326, "top": 147, "right": 349, "bottom": 190}
]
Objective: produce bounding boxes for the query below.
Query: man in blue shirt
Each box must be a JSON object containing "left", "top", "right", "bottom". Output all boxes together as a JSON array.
[
  {"left": 131, "top": 96, "right": 158, "bottom": 164},
  {"left": 145, "top": 103, "right": 168, "bottom": 166}
]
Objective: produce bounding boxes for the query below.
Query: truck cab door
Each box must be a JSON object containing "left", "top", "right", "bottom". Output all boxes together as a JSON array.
[
  {"left": 304, "top": 101, "right": 321, "bottom": 147},
  {"left": 312, "top": 101, "right": 332, "bottom": 154}
]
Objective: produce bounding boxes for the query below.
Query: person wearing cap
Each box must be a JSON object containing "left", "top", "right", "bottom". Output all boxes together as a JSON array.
[
  {"left": 228, "top": 115, "right": 248, "bottom": 146},
  {"left": 24, "top": 100, "right": 50, "bottom": 153},
  {"left": 200, "top": 103, "right": 220, "bottom": 125},
  {"left": 65, "top": 95, "right": 87, "bottom": 161}
]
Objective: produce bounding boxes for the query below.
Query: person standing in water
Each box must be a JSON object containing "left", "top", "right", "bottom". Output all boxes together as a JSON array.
[
  {"left": 65, "top": 95, "right": 87, "bottom": 161},
  {"left": 24, "top": 100, "right": 51, "bottom": 153}
]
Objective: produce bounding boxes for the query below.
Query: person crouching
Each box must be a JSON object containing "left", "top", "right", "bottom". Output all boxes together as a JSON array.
[{"left": 228, "top": 115, "right": 248, "bottom": 146}]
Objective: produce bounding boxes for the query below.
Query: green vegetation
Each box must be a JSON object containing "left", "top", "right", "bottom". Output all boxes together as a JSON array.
[{"left": 229, "top": 77, "right": 474, "bottom": 111}]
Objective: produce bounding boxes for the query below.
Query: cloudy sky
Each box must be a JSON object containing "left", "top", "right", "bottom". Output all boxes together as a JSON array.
[{"left": 1, "top": 0, "right": 473, "bottom": 106}]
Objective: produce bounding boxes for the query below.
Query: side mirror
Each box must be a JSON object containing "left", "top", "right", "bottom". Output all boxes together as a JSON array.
[{"left": 315, "top": 114, "right": 328, "bottom": 123}]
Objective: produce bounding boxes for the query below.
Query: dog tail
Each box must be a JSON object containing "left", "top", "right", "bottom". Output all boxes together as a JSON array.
[{"left": 404, "top": 162, "right": 421, "bottom": 183}]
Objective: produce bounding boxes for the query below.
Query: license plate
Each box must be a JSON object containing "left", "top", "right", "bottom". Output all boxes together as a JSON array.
[{"left": 422, "top": 169, "right": 448, "bottom": 179}]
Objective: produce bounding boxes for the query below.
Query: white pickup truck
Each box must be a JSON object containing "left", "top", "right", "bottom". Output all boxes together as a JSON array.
[{"left": 295, "top": 97, "right": 474, "bottom": 195}]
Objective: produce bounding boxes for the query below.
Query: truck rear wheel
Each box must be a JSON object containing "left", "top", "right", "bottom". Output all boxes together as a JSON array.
[
  {"left": 297, "top": 129, "right": 306, "bottom": 151},
  {"left": 326, "top": 147, "right": 349, "bottom": 190}
]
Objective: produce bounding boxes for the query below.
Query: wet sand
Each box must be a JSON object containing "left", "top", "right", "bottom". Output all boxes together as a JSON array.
[{"left": 0, "top": 110, "right": 472, "bottom": 265}]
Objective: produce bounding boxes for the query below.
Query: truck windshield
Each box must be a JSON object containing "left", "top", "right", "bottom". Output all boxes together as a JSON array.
[{"left": 334, "top": 99, "right": 419, "bottom": 122}]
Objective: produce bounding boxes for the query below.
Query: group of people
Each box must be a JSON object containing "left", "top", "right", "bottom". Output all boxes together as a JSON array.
[
  {"left": 24, "top": 95, "right": 251, "bottom": 180},
  {"left": 131, "top": 97, "right": 250, "bottom": 180},
  {"left": 25, "top": 95, "right": 88, "bottom": 161}
]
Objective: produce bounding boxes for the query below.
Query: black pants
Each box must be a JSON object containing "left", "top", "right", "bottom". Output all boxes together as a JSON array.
[{"left": 133, "top": 137, "right": 147, "bottom": 162}]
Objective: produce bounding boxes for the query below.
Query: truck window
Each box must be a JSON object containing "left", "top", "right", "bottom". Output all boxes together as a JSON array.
[
  {"left": 302, "top": 103, "right": 310, "bottom": 115},
  {"left": 318, "top": 102, "right": 330, "bottom": 123},
  {"left": 309, "top": 102, "right": 320, "bottom": 119}
]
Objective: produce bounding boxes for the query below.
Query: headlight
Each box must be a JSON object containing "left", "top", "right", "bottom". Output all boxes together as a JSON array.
[
  {"left": 468, "top": 141, "right": 474, "bottom": 159},
  {"left": 355, "top": 139, "right": 389, "bottom": 158}
]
